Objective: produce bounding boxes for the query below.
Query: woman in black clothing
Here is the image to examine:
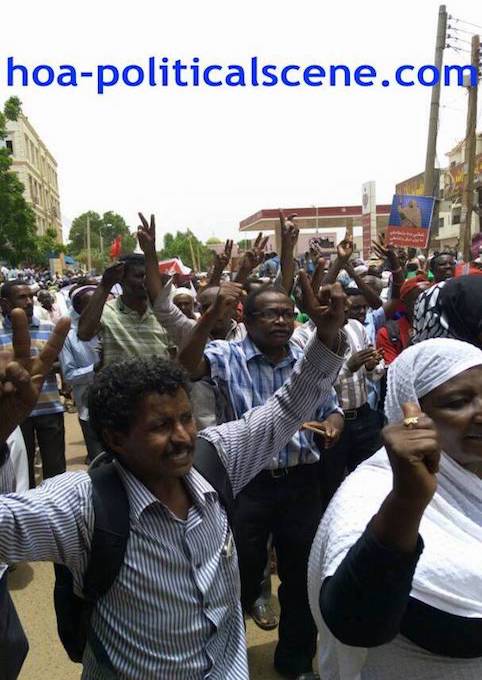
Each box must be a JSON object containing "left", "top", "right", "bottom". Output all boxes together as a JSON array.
[{"left": 308, "top": 338, "right": 482, "bottom": 679}]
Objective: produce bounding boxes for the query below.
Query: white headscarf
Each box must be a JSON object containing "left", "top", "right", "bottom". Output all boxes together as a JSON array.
[
  {"left": 308, "top": 339, "right": 482, "bottom": 679},
  {"left": 385, "top": 338, "right": 482, "bottom": 423},
  {"left": 172, "top": 286, "right": 196, "bottom": 300}
]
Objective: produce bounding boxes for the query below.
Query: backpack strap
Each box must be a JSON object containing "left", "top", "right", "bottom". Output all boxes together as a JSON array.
[
  {"left": 193, "top": 437, "right": 234, "bottom": 527},
  {"left": 83, "top": 463, "right": 130, "bottom": 603}
]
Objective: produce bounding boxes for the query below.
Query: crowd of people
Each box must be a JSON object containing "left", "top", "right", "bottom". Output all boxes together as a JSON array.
[{"left": 0, "top": 211, "right": 481, "bottom": 680}]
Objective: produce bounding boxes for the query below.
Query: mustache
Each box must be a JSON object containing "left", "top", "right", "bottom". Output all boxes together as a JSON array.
[{"left": 164, "top": 444, "right": 195, "bottom": 457}]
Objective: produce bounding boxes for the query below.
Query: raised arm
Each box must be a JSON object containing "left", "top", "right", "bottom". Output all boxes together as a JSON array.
[
  {"left": 371, "top": 234, "right": 404, "bottom": 318},
  {"left": 279, "top": 211, "right": 299, "bottom": 294},
  {"left": 322, "top": 234, "right": 353, "bottom": 285},
  {"left": 234, "top": 232, "right": 269, "bottom": 286},
  {"left": 137, "top": 212, "right": 163, "bottom": 303},
  {"left": 177, "top": 282, "right": 244, "bottom": 379},
  {"left": 206, "top": 240, "right": 233, "bottom": 289},
  {"left": 0, "top": 310, "right": 70, "bottom": 447},
  {"left": 200, "top": 276, "right": 347, "bottom": 495},
  {"left": 319, "top": 404, "right": 438, "bottom": 647},
  {"left": 77, "top": 262, "right": 124, "bottom": 341},
  {"left": 344, "top": 262, "right": 383, "bottom": 310}
]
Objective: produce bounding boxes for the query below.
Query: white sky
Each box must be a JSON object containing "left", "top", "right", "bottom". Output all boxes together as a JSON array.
[{"left": 2, "top": 0, "right": 481, "bottom": 245}]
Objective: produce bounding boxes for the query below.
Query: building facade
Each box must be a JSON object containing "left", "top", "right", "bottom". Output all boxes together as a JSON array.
[
  {"left": 396, "top": 132, "right": 482, "bottom": 251},
  {"left": 5, "top": 113, "right": 63, "bottom": 242},
  {"left": 239, "top": 204, "right": 391, "bottom": 256}
]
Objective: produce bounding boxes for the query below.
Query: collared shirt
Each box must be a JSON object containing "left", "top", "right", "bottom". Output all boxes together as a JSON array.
[
  {"left": 335, "top": 319, "right": 385, "bottom": 411},
  {"left": 100, "top": 296, "right": 170, "bottom": 367},
  {"left": 0, "top": 316, "right": 63, "bottom": 417},
  {"left": 204, "top": 335, "right": 342, "bottom": 469},
  {"left": 59, "top": 316, "right": 100, "bottom": 420},
  {"left": 0, "top": 332, "right": 344, "bottom": 680}
]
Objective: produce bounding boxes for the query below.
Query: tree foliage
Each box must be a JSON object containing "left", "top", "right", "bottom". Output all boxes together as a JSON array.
[
  {"left": 159, "top": 230, "right": 213, "bottom": 271},
  {"left": 68, "top": 210, "right": 136, "bottom": 261},
  {"left": 0, "top": 97, "right": 38, "bottom": 265},
  {"left": 33, "top": 227, "right": 66, "bottom": 265},
  {"left": 205, "top": 236, "right": 223, "bottom": 245}
]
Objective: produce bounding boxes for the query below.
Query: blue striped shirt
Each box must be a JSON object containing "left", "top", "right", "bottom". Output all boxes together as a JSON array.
[
  {"left": 0, "top": 316, "right": 63, "bottom": 416},
  {"left": 204, "top": 335, "right": 342, "bottom": 468},
  {"left": 0, "top": 333, "right": 344, "bottom": 679}
]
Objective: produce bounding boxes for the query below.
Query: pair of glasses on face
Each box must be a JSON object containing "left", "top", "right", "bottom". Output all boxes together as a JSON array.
[{"left": 251, "top": 309, "right": 296, "bottom": 322}]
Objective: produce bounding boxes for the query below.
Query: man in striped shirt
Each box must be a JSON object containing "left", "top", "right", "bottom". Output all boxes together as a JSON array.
[
  {"left": 0, "top": 281, "right": 346, "bottom": 680},
  {"left": 0, "top": 280, "right": 66, "bottom": 488}
]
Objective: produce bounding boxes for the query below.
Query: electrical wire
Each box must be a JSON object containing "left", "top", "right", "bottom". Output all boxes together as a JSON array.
[
  {"left": 448, "top": 25, "right": 474, "bottom": 36},
  {"left": 449, "top": 16, "right": 482, "bottom": 32},
  {"left": 447, "top": 34, "right": 474, "bottom": 45}
]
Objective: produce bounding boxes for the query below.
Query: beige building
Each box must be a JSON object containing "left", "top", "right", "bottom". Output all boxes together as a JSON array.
[
  {"left": 396, "top": 132, "right": 482, "bottom": 250},
  {"left": 5, "top": 113, "right": 63, "bottom": 242}
]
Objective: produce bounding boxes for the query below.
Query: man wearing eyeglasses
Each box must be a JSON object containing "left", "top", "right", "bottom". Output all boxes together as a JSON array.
[{"left": 179, "top": 283, "right": 344, "bottom": 680}]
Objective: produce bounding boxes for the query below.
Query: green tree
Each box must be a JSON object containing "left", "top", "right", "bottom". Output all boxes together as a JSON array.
[
  {"left": 205, "top": 236, "right": 223, "bottom": 245},
  {"left": 33, "top": 227, "right": 66, "bottom": 266},
  {"left": 0, "top": 97, "right": 38, "bottom": 265},
  {"left": 159, "top": 230, "right": 213, "bottom": 271},
  {"left": 68, "top": 210, "right": 136, "bottom": 267}
]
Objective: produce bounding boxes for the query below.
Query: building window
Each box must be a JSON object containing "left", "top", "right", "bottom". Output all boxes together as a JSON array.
[
  {"left": 6, "top": 140, "right": 13, "bottom": 153},
  {"left": 439, "top": 218, "right": 444, "bottom": 229}
]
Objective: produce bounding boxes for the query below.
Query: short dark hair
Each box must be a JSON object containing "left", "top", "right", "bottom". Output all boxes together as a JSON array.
[
  {"left": 88, "top": 357, "right": 190, "bottom": 456},
  {"left": 430, "top": 252, "right": 454, "bottom": 273},
  {"left": 345, "top": 287, "right": 363, "bottom": 297},
  {"left": 244, "top": 284, "right": 289, "bottom": 318},
  {"left": 0, "top": 280, "right": 29, "bottom": 300},
  {"left": 119, "top": 253, "right": 146, "bottom": 274}
]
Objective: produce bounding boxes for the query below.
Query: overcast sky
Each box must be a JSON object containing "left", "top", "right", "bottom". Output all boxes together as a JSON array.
[{"left": 2, "top": 0, "right": 480, "bottom": 245}]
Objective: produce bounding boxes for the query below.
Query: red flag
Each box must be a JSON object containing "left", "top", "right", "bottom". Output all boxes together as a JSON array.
[{"left": 110, "top": 236, "right": 122, "bottom": 259}]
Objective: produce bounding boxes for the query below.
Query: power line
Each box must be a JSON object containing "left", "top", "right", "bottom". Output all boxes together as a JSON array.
[
  {"left": 447, "top": 24, "right": 474, "bottom": 36},
  {"left": 448, "top": 15, "right": 482, "bottom": 32},
  {"left": 447, "top": 34, "right": 474, "bottom": 45},
  {"left": 446, "top": 43, "right": 472, "bottom": 54}
]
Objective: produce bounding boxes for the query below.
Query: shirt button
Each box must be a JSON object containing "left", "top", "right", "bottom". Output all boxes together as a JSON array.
[{"left": 196, "top": 563, "right": 202, "bottom": 569}]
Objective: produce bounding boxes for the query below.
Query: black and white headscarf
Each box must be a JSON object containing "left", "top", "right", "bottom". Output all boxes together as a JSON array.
[{"left": 412, "top": 276, "right": 482, "bottom": 347}]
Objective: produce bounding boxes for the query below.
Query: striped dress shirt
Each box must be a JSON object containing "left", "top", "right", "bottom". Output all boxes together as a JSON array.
[
  {"left": 204, "top": 335, "right": 342, "bottom": 468},
  {"left": 334, "top": 319, "right": 384, "bottom": 410},
  {"left": 0, "top": 316, "right": 63, "bottom": 417},
  {"left": 0, "top": 333, "right": 344, "bottom": 679}
]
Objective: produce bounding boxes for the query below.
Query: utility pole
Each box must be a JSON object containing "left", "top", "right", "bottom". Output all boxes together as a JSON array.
[
  {"left": 86, "top": 215, "right": 92, "bottom": 273},
  {"left": 424, "top": 4, "right": 447, "bottom": 251},
  {"left": 461, "top": 34, "right": 480, "bottom": 263}
]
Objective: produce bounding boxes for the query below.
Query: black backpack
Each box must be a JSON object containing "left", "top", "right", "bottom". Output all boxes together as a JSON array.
[{"left": 53, "top": 437, "right": 234, "bottom": 666}]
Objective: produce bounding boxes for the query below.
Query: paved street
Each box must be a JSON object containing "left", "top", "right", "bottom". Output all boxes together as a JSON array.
[{"left": 8, "top": 412, "right": 286, "bottom": 679}]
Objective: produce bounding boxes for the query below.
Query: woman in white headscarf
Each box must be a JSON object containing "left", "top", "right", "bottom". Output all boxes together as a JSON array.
[{"left": 308, "top": 338, "right": 482, "bottom": 680}]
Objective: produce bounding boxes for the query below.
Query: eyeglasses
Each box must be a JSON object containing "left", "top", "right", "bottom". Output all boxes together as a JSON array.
[{"left": 251, "top": 309, "right": 296, "bottom": 322}]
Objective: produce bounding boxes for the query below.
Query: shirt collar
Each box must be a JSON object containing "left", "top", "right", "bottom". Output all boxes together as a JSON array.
[
  {"left": 116, "top": 296, "right": 151, "bottom": 320},
  {"left": 114, "top": 460, "right": 217, "bottom": 523},
  {"left": 242, "top": 334, "right": 298, "bottom": 364}
]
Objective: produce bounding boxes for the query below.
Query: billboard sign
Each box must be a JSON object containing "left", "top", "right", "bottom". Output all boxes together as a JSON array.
[{"left": 387, "top": 194, "right": 435, "bottom": 248}]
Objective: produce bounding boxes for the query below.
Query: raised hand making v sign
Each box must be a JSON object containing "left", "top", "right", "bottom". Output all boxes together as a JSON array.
[{"left": 0, "top": 310, "right": 70, "bottom": 446}]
